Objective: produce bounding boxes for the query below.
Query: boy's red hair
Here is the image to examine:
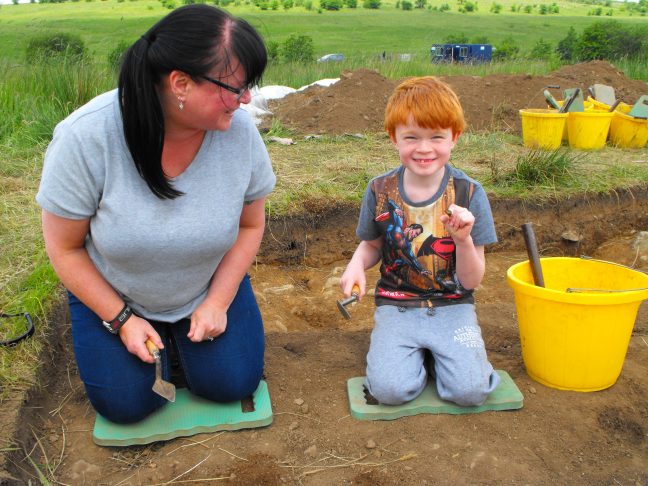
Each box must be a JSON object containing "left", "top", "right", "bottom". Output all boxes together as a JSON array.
[{"left": 384, "top": 76, "right": 465, "bottom": 139}]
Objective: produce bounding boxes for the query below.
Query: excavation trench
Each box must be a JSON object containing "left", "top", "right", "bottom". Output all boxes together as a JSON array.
[{"left": 3, "top": 188, "right": 648, "bottom": 485}]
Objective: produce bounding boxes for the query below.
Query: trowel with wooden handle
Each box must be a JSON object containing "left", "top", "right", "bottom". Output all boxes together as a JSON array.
[{"left": 145, "top": 339, "right": 176, "bottom": 402}]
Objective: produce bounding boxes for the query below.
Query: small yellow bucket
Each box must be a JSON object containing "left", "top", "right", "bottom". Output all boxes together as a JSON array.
[
  {"left": 519, "top": 109, "right": 568, "bottom": 150},
  {"left": 609, "top": 110, "right": 648, "bottom": 148},
  {"left": 566, "top": 111, "right": 614, "bottom": 149},
  {"left": 507, "top": 257, "right": 648, "bottom": 392},
  {"left": 586, "top": 96, "right": 610, "bottom": 112},
  {"left": 554, "top": 100, "right": 594, "bottom": 140}
]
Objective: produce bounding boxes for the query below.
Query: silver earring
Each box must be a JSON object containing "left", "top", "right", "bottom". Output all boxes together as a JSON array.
[{"left": 178, "top": 97, "right": 185, "bottom": 111}]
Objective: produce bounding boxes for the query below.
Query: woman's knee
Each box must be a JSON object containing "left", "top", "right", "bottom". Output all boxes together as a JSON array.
[
  {"left": 85, "top": 384, "right": 165, "bottom": 424},
  {"left": 187, "top": 357, "right": 263, "bottom": 403},
  {"left": 191, "top": 372, "right": 262, "bottom": 403}
]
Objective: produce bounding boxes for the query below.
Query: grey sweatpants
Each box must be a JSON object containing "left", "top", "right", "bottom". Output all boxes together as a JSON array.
[{"left": 365, "top": 304, "right": 500, "bottom": 406}]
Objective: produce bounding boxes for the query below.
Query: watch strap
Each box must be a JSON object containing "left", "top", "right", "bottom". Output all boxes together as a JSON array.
[{"left": 102, "top": 304, "right": 133, "bottom": 334}]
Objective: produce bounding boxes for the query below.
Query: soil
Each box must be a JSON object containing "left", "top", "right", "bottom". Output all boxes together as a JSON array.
[
  {"left": 266, "top": 61, "right": 648, "bottom": 135},
  {"left": 2, "top": 63, "right": 648, "bottom": 485},
  {"left": 3, "top": 190, "right": 648, "bottom": 485}
]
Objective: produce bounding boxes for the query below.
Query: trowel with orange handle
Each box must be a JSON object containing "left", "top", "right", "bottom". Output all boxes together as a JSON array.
[
  {"left": 145, "top": 339, "right": 176, "bottom": 402},
  {"left": 337, "top": 284, "right": 361, "bottom": 320}
]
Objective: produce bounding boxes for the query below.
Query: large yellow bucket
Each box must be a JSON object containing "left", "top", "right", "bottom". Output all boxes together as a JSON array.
[
  {"left": 519, "top": 109, "right": 567, "bottom": 150},
  {"left": 567, "top": 111, "right": 614, "bottom": 149},
  {"left": 507, "top": 257, "right": 648, "bottom": 391},
  {"left": 609, "top": 110, "right": 648, "bottom": 148}
]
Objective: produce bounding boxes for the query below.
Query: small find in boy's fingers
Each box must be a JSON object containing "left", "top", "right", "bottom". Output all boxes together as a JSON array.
[{"left": 445, "top": 208, "right": 453, "bottom": 217}]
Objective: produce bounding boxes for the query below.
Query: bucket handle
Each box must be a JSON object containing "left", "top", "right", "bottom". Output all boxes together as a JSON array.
[
  {"left": 568, "top": 255, "right": 648, "bottom": 293},
  {"left": 566, "top": 287, "right": 648, "bottom": 293},
  {"left": 580, "top": 255, "right": 647, "bottom": 274}
]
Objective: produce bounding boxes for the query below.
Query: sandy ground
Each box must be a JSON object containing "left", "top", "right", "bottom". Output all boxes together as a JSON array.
[{"left": 2, "top": 190, "right": 648, "bottom": 485}]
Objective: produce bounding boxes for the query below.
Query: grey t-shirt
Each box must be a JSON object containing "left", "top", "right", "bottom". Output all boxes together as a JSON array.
[{"left": 37, "top": 89, "right": 276, "bottom": 322}]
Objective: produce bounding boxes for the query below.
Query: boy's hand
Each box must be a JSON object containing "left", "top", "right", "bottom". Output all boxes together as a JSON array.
[
  {"left": 440, "top": 204, "right": 475, "bottom": 244},
  {"left": 340, "top": 263, "right": 366, "bottom": 301}
]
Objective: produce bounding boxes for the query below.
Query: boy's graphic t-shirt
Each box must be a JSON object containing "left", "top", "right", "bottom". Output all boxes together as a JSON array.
[{"left": 356, "top": 165, "right": 497, "bottom": 308}]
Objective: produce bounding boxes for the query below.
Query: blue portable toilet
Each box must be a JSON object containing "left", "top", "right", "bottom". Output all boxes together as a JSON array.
[{"left": 430, "top": 44, "right": 492, "bottom": 63}]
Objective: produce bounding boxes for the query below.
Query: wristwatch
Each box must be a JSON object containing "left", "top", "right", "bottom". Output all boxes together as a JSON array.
[{"left": 102, "top": 304, "right": 133, "bottom": 334}]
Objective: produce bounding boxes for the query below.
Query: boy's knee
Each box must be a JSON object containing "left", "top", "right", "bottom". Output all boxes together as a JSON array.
[
  {"left": 438, "top": 375, "right": 497, "bottom": 407},
  {"left": 366, "top": 374, "right": 423, "bottom": 405},
  {"left": 440, "top": 386, "right": 489, "bottom": 407}
]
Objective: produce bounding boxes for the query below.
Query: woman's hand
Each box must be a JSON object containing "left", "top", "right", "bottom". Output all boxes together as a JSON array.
[
  {"left": 118, "top": 315, "right": 163, "bottom": 363},
  {"left": 440, "top": 204, "right": 475, "bottom": 244},
  {"left": 188, "top": 300, "right": 228, "bottom": 343}
]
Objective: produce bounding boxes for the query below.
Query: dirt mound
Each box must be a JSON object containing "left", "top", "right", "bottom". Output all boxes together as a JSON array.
[
  {"left": 267, "top": 61, "right": 647, "bottom": 135},
  {"left": 269, "top": 68, "right": 399, "bottom": 135}
]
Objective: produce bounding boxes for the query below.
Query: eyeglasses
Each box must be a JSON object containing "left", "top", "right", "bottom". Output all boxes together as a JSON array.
[{"left": 200, "top": 75, "right": 252, "bottom": 102}]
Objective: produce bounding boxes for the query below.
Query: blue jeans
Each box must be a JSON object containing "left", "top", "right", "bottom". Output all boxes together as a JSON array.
[{"left": 69, "top": 275, "right": 264, "bottom": 424}]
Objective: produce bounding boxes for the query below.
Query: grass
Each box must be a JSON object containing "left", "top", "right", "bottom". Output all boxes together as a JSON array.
[
  {"left": 495, "top": 148, "right": 581, "bottom": 187},
  {"left": 263, "top": 132, "right": 648, "bottom": 211},
  {"left": 0, "top": 0, "right": 647, "bottom": 73},
  {"left": 0, "top": 139, "right": 61, "bottom": 399}
]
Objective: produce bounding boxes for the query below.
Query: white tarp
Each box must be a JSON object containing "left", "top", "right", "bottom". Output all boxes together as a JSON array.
[{"left": 240, "top": 78, "right": 340, "bottom": 126}]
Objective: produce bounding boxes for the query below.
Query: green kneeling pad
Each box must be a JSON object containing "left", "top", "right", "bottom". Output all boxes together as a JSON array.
[
  {"left": 347, "top": 370, "right": 523, "bottom": 421},
  {"left": 93, "top": 380, "right": 273, "bottom": 447}
]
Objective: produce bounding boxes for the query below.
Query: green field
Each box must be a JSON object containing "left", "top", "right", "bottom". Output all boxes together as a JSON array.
[{"left": 0, "top": 0, "right": 646, "bottom": 67}]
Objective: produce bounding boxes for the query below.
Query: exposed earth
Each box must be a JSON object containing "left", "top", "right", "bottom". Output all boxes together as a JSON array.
[
  {"left": 2, "top": 62, "right": 647, "bottom": 485},
  {"left": 267, "top": 60, "right": 648, "bottom": 136}
]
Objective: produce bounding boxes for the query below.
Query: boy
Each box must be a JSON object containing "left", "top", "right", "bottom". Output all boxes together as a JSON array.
[{"left": 340, "top": 77, "right": 500, "bottom": 406}]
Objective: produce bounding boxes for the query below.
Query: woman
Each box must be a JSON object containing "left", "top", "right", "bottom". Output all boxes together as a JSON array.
[{"left": 36, "top": 5, "right": 275, "bottom": 423}]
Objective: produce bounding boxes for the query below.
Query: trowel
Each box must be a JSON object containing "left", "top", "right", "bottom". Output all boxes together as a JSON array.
[
  {"left": 559, "top": 88, "right": 581, "bottom": 114},
  {"left": 543, "top": 90, "right": 561, "bottom": 110},
  {"left": 543, "top": 85, "right": 561, "bottom": 110},
  {"left": 628, "top": 95, "right": 648, "bottom": 119},
  {"left": 337, "top": 284, "right": 360, "bottom": 320},
  {"left": 145, "top": 339, "right": 176, "bottom": 402}
]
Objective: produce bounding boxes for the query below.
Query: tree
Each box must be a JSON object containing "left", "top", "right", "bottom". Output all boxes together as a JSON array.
[
  {"left": 281, "top": 34, "right": 314, "bottom": 62},
  {"left": 471, "top": 36, "right": 490, "bottom": 44},
  {"left": 530, "top": 38, "right": 553, "bottom": 59},
  {"left": 266, "top": 40, "right": 280, "bottom": 61},
  {"left": 576, "top": 21, "right": 613, "bottom": 60},
  {"left": 444, "top": 33, "right": 469, "bottom": 44},
  {"left": 556, "top": 26, "right": 578, "bottom": 61},
  {"left": 26, "top": 33, "right": 87, "bottom": 64},
  {"left": 321, "top": 0, "right": 343, "bottom": 9},
  {"left": 362, "top": 0, "right": 381, "bottom": 8},
  {"left": 493, "top": 35, "right": 519, "bottom": 60}
]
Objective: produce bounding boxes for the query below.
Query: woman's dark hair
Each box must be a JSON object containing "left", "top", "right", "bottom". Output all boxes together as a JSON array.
[{"left": 118, "top": 4, "right": 267, "bottom": 199}]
